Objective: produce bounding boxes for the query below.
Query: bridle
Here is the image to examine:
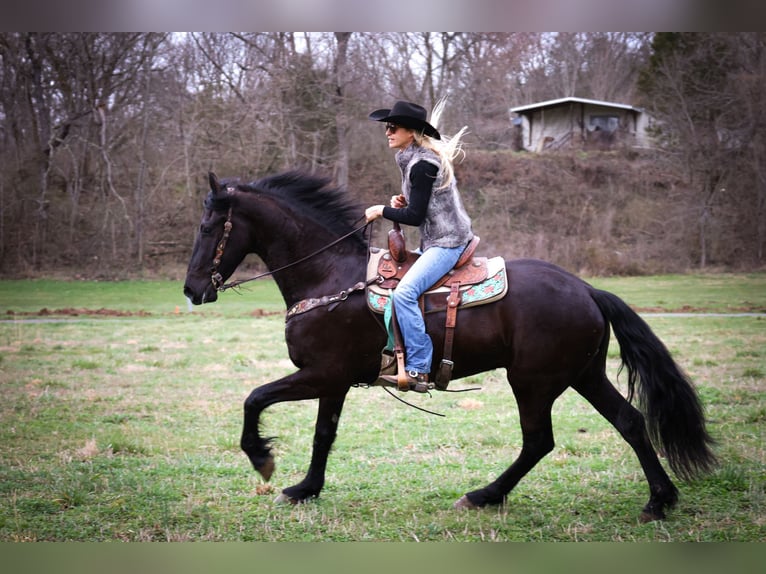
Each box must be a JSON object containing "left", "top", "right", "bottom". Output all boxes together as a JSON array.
[
  {"left": 209, "top": 203, "right": 371, "bottom": 293},
  {"left": 210, "top": 206, "right": 233, "bottom": 290}
]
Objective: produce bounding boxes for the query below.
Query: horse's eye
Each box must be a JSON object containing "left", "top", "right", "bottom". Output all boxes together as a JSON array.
[{"left": 200, "top": 225, "right": 212, "bottom": 235}]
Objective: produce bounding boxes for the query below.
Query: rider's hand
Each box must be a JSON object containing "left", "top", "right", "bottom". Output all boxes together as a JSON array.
[
  {"left": 365, "top": 205, "right": 384, "bottom": 222},
  {"left": 390, "top": 194, "right": 407, "bottom": 208}
]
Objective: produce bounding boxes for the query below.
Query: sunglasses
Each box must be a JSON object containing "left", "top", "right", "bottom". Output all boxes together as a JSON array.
[{"left": 385, "top": 123, "right": 400, "bottom": 133}]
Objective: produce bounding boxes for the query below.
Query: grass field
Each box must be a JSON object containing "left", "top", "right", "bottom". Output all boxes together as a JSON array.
[{"left": 0, "top": 274, "right": 764, "bottom": 541}]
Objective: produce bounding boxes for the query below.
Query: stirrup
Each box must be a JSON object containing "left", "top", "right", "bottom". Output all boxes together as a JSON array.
[{"left": 379, "top": 371, "right": 434, "bottom": 393}]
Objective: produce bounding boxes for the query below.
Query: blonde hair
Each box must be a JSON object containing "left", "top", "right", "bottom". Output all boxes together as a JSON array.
[{"left": 413, "top": 97, "right": 468, "bottom": 189}]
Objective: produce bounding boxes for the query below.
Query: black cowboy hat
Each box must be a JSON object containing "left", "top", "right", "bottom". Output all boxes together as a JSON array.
[{"left": 368, "top": 101, "right": 441, "bottom": 140}]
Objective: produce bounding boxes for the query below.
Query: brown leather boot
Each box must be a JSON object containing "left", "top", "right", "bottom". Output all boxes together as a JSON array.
[{"left": 379, "top": 371, "right": 433, "bottom": 393}]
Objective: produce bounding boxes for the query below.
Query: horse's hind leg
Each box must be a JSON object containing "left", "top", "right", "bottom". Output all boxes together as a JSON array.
[
  {"left": 572, "top": 373, "right": 678, "bottom": 521},
  {"left": 455, "top": 386, "right": 556, "bottom": 509}
]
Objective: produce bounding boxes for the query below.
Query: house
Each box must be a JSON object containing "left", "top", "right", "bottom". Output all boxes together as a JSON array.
[{"left": 510, "top": 97, "right": 653, "bottom": 152}]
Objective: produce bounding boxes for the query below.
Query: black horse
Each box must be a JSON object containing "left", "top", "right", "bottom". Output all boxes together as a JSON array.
[{"left": 183, "top": 170, "right": 716, "bottom": 521}]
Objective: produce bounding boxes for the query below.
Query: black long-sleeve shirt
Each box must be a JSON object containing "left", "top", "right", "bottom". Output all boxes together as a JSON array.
[{"left": 381, "top": 161, "right": 438, "bottom": 226}]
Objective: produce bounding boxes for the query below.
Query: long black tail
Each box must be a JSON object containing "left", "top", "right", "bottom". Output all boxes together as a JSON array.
[{"left": 590, "top": 288, "right": 717, "bottom": 480}]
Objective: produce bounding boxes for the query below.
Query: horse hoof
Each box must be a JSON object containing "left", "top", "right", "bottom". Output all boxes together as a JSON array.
[
  {"left": 639, "top": 510, "right": 664, "bottom": 523},
  {"left": 257, "top": 456, "right": 275, "bottom": 481},
  {"left": 453, "top": 495, "right": 479, "bottom": 510},
  {"left": 274, "top": 492, "right": 298, "bottom": 505}
]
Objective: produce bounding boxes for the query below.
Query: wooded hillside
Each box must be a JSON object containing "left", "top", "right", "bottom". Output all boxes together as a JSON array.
[
  {"left": 1, "top": 32, "right": 763, "bottom": 278},
  {"left": 359, "top": 148, "right": 760, "bottom": 276}
]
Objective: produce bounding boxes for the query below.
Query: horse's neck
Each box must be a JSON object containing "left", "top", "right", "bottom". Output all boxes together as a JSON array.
[
  {"left": 249, "top": 207, "right": 365, "bottom": 307},
  {"left": 271, "top": 241, "right": 366, "bottom": 308}
]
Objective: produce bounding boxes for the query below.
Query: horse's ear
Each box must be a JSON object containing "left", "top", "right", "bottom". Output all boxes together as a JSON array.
[{"left": 208, "top": 172, "right": 219, "bottom": 194}]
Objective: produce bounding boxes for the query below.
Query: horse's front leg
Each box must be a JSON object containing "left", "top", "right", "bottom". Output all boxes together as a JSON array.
[
  {"left": 240, "top": 370, "right": 347, "bottom": 501},
  {"left": 276, "top": 394, "right": 347, "bottom": 504}
]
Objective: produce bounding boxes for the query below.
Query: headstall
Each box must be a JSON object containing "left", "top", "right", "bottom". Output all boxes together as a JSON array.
[{"left": 210, "top": 206, "right": 233, "bottom": 290}]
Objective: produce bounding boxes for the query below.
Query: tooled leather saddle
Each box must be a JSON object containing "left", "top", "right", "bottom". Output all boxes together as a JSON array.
[{"left": 366, "top": 226, "right": 508, "bottom": 390}]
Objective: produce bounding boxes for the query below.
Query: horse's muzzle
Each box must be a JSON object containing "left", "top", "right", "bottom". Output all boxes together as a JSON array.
[{"left": 183, "top": 282, "right": 218, "bottom": 305}]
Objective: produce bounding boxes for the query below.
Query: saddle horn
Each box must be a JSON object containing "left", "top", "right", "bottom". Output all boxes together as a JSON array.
[{"left": 388, "top": 222, "right": 407, "bottom": 263}]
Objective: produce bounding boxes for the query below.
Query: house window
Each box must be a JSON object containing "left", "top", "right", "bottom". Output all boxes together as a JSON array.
[{"left": 589, "top": 115, "right": 619, "bottom": 133}]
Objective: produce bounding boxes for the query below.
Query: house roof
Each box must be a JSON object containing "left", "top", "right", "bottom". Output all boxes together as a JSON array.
[{"left": 510, "top": 97, "right": 644, "bottom": 115}]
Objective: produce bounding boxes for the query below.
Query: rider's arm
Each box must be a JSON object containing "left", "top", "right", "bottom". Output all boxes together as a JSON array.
[{"left": 382, "top": 161, "right": 437, "bottom": 226}]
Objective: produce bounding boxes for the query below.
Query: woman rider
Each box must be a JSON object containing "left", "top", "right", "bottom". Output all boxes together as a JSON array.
[{"left": 365, "top": 100, "right": 474, "bottom": 393}]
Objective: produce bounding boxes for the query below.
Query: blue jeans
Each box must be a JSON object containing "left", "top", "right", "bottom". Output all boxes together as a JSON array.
[{"left": 392, "top": 244, "right": 466, "bottom": 374}]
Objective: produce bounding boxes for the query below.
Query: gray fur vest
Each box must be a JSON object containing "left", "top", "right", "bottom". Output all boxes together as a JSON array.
[{"left": 396, "top": 144, "right": 473, "bottom": 250}]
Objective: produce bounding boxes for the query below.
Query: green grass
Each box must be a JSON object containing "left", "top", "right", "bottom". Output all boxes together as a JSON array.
[
  {"left": 0, "top": 278, "right": 284, "bottom": 317},
  {"left": 3, "top": 272, "right": 764, "bottom": 319},
  {"left": 0, "top": 274, "right": 764, "bottom": 541},
  {"left": 588, "top": 272, "right": 766, "bottom": 313}
]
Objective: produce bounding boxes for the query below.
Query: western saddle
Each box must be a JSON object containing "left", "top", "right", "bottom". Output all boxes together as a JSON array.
[{"left": 368, "top": 224, "right": 505, "bottom": 391}]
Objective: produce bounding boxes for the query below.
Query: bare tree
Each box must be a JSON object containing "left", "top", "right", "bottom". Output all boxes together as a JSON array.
[
  {"left": 332, "top": 32, "right": 352, "bottom": 187},
  {"left": 450, "top": 33, "right": 535, "bottom": 148},
  {"left": 580, "top": 33, "right": 652, "bottom": 102},
  {"left": 639, "top": 32, "right": 766, "bottom": 267},
  {"left": 0, "top": 33, "right": 170, "bottom": 271}
]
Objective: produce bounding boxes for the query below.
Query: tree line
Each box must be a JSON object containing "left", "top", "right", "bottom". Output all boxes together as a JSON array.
[{"left": 0, "top": 32, "right": 763, "bottom": 277}]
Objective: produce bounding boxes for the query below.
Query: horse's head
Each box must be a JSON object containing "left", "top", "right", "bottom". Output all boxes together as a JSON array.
[
  {"left": 183, "top": 172, "right": 246, "bottom": 305},
  {"left": 184, "top": 168, "right": 369, "bottom": 306}
]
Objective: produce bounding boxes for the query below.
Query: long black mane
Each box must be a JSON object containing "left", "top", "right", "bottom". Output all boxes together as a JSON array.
[
  {"left": 207, "top": 170, "right": 366, "bottom": 247},
  {"left": 249, "top": 171, "right": 365, "bottom": 240}
]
